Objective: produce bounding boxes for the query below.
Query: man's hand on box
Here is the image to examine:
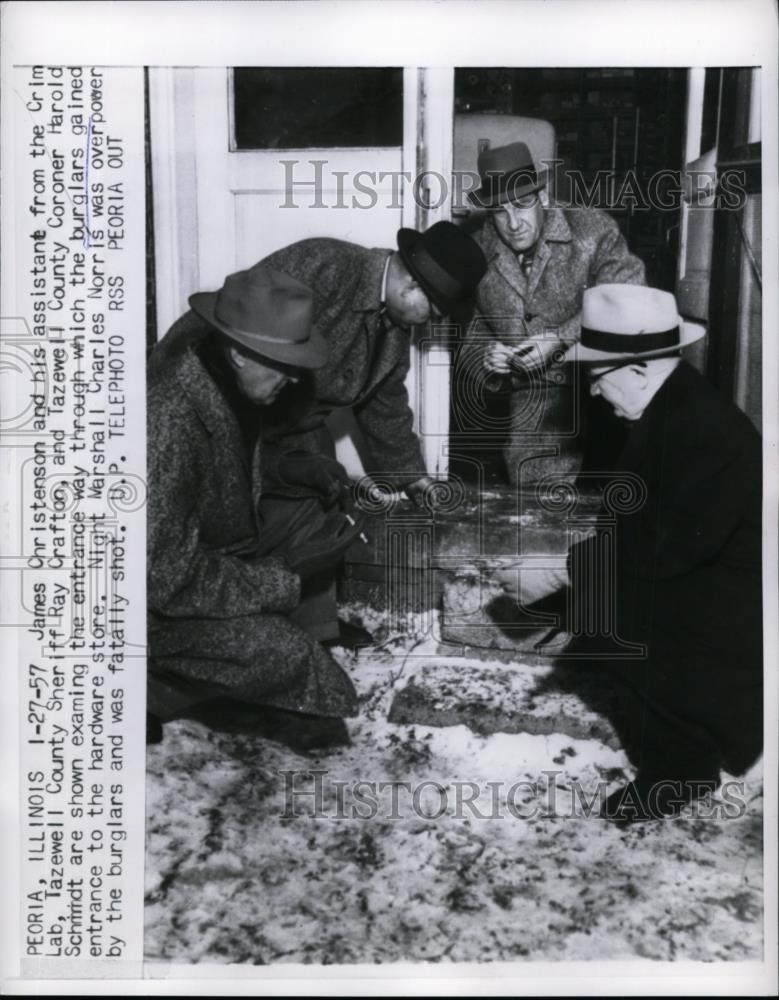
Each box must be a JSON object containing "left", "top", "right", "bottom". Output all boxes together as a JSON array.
[
  {"left": 494, "top": 554, "right": 570, "bottom": 606},
  {"left": 404, "top": 475, "right": 453, "bottom": 513}
]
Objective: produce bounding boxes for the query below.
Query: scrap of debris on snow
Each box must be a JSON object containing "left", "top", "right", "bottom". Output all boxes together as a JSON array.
[{"left": 145, "top": 609, "right": 764, "bottom": 965}]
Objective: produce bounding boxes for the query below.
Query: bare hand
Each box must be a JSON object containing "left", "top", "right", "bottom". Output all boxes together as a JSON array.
[
  {"left": 507, "top": 334, "right": 566, "bottom": 375},
  {"left": 483, "top": 342, "right": 519, "bottom": 374}
]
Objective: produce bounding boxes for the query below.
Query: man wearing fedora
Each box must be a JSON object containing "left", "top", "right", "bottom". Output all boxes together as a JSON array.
[
  {"left": 496, "top": 285, "right": 763, "bottom": 823},
  {"left": 152, "top": 221, "right": 487, "bottom": 506},
  {"left": 462, "top": 141, "right": 645, "bottom": 485},
  {"left": 146, "top": 265, "right": 367, "bottom": 748}
]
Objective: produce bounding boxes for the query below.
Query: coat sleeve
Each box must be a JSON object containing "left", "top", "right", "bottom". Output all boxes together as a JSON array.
[
  {"left": 455, "top": 309, "right": 520, "bottom": 395},
  {"left": 260, "top": 238, "right": 349, "bottom": 296},
  {"left": 569, "top": 442, "right": 756, "bottom": 586},
  {"left": 528, "top": 213, "right": 647, "bottom": 347},
  {"left": 619, "top": 447, "right": 755, "bottom": 580},
  {"left": 589, "top": 213, "right": 647, "bottom": 287},
  {"left": 147, "top": 399, "right": 301, "bottom": 620},
  {"left": 352, "top": 353, "right": 427, "bottom": 487}
]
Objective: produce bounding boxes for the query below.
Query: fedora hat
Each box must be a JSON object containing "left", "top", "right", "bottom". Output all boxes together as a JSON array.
[
  {"left": 189, "top": 264, "right": 326, "bottom": 369},
  {"left": 468, "top": 141, "right": 547, "bottom": 209},
  {"left": 396, "top": 220, "right": 487, "bottom": 317},
  {"left": 565, "top": 284, "right": 706, "bottom": 363}
]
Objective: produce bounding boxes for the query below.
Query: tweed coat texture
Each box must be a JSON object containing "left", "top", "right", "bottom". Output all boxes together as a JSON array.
[
  {"left": 146, "top": 345, "right": 358, "bottom": 719},
  {"left": 459, "top": 207, "right": 646, "bottom": 482},
  {"left": 150, "top": 238, "right": 427, "bottom": 489},
  {"left": 469, "top": 206, "right": 646, "bottom": 347},
  {"left": 568, "top": 362, "right": 763, "bottom": 776}
]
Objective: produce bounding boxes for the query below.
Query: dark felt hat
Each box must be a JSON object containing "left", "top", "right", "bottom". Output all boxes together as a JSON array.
[
  {"left": 189, "top": 264, "right": 326, "bottom": 369},
  {"left": 396, "top": 220, "right": 487, "bottom": 317},
  {"left": 468, "top": 141, "right": 547, "bottom": 209}
]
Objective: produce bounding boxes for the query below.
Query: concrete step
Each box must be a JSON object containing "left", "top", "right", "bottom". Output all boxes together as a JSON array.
[
  {"left": 341, "top": 485, "right": 601, "bottom": 651},
  {"left": 388, "top": 655, "right": 622, "bottom": 750}
]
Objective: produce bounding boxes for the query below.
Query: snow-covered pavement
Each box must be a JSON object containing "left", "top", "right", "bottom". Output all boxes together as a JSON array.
[{"left": 144, "top": 628, "right": 763, "bottom": 965}]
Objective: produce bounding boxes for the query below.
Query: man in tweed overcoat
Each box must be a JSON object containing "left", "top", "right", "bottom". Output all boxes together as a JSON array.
[
  {"left": 151, "top": 222, "right": 487, "bottom": 500},
  {"left": 461, "top": 142, "right": 646, "bottom": 484},
  {"left": 147, "top": 265, "right": 365, "bottom": 746}
]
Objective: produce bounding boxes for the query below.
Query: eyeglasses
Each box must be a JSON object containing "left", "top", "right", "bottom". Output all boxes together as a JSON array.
[{"left": 585, "top": 362, "right": 628, "bottom": 384}]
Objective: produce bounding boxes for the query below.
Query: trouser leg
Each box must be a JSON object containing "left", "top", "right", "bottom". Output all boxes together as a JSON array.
[
  {"left": 503, "top": 381, "right": 582, "bottom": 487},
  {"left": 611, "top": 674, "right": 722, "bottom": 782}
]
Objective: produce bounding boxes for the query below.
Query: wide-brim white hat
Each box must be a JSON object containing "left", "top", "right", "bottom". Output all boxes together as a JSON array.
[{"left": 565, "top": 284, "right": 706, "bottom": 363}]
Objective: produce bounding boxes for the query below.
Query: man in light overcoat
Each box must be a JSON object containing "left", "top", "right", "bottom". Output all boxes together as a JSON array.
[{"left": 460, "top": 142, "right": 646, "bottom": 484}]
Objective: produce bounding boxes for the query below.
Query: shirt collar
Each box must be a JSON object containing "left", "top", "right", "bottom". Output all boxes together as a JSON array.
[
  {"left": 380, "top": 254, "right": 391, "bottom": 306},
  {"left": 351, "top": 248, "right": 394, "bottom": 313}
]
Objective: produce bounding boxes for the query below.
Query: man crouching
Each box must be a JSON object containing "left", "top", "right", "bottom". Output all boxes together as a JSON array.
[{"left": 146, "top": 264, "right": 365, "bottom": 749}]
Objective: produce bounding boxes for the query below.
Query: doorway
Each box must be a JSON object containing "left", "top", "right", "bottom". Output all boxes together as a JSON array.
[{"left": 448, "top": 67, "right": 688, "bottom": 486}]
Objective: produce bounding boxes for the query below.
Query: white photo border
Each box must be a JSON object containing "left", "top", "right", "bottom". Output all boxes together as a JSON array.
[{"left": 1, "top": 0, "right": 777, "bottom": 996}]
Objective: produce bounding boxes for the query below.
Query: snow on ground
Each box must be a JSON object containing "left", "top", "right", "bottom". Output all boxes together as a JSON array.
[{"left": 144, "top": 624, "right": 763, "bottom": 965}]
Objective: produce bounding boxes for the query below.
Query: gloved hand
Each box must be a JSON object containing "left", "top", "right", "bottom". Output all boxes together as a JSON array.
[
  {"left": 284, "top": 511, "right": 367, "bottom": 581},
  {"left": 493, "top": 554, "right": 570, "bottom": 606},
  {"left": 275, "top": 451, "right": 351, "bottom": 505}
]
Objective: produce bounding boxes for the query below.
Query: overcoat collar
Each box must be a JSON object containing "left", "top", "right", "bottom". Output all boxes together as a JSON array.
[
  {"left": 171, "top": 346, "right": 239, "bottom": 435},
  {"left": 616, "top": 362, "right": 688, "bottom": 471},
  {"left": 171, "top": 348, "right": 262, "bottom": 487},
  {"left": 348, "top": 247, "right": 408, "bottom": 396},
  {"left": 351, "top": 248, "right": 394, "bottom": 313}
]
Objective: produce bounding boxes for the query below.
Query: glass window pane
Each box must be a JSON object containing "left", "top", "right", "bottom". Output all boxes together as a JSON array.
[{"left": 232, "top": 68, "right": 403, "bottom": 149}]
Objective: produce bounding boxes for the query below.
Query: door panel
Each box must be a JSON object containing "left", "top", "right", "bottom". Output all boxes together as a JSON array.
[{"left": 153, "top": 68, "right": 407, "bottom": 475}]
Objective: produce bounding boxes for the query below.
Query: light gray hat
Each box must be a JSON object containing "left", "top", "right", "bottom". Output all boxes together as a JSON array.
[{"left": 565, "top": 284, "right": 706, "bottom": 363}]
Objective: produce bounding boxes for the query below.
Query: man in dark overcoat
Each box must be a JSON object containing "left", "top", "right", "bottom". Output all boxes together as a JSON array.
[
  {"left": 460, "top": 142, "right": 646, "bottom": 484},
  {"left": 497, "top": 285, "right": 763, "bottom": 822},
  {"left": 151, "top": 221, "right": 487, "bottom": 503},
  {"left": 147, "top": 265, "right": 366, "bottom": 747}
]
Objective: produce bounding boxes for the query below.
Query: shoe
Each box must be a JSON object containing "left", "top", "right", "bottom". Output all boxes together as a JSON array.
[
  {"left": 323, "top": 619, "right": 374, "bottom": 650},
  {"left": 601, "top": 773, "right": 719, "bottom": 826},
  {"left": 146, "top": 712, "right": 164, "bottom": 745},
  {"left": 181, "top": 699, "right": 351, "bottom": 754},
  {"left": 252, "top": 706, "right": 351, "bottom": 753}
]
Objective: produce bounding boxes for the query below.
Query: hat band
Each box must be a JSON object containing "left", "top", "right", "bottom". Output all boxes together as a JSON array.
[
  {"left": 580, "top": 325, "right": 681, "bottom": 354},
  {"left": 481, "top": 165, "right": 539, "bottom": 200},
  {"left": 408, "top": 244, "right": 465, "bottom": 300},
  {"left": 214, "top": 308, "right": 309, "bottom": 346}
]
